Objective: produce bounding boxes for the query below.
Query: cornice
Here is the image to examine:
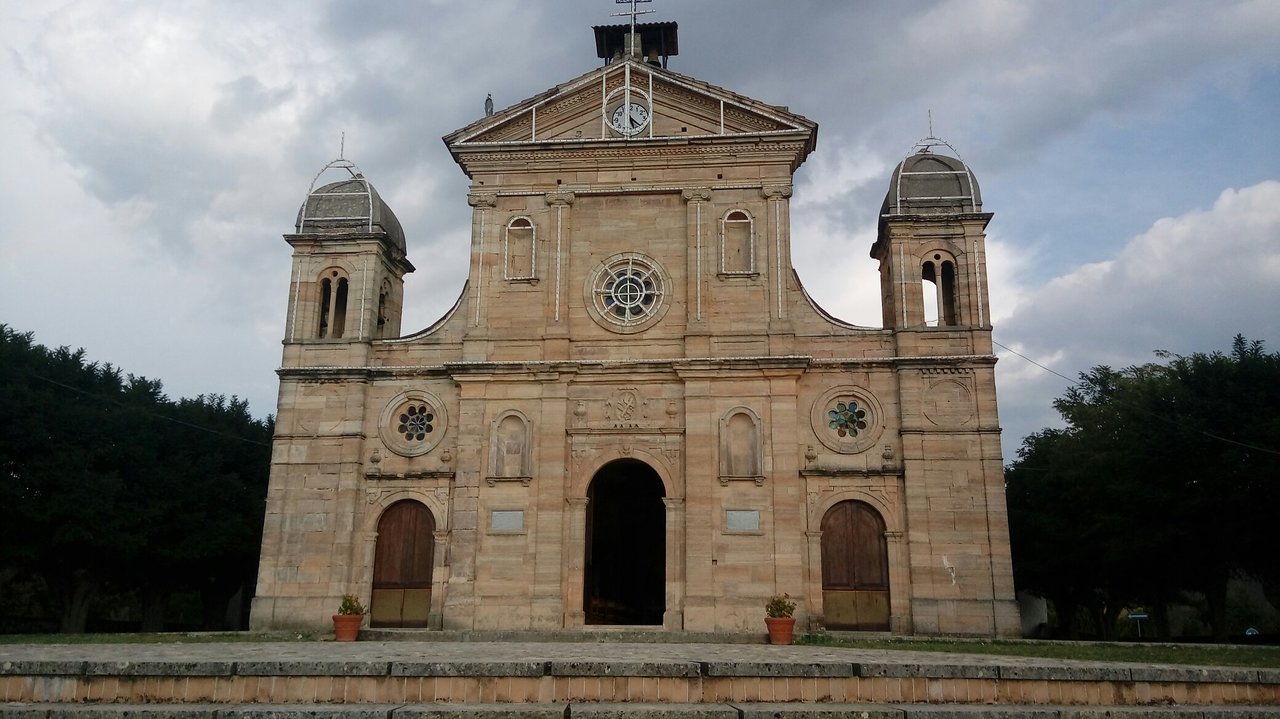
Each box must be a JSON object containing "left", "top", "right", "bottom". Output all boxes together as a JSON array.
[{"left": 275, "top": 353, "right": 997, "bottom": 380}]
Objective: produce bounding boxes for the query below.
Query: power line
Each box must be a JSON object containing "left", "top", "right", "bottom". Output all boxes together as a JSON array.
[
  {"left": 28, "top": 371, "right": 272, "bottom": 445},
  {"left": 992, "top": 339, "right": 1280, "bottom": 457}
]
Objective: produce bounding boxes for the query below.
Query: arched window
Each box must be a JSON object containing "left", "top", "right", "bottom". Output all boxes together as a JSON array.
[
  {"left": 720, "top": 209, "right": 755, "bottom": 275},
  {"left": 504, "top": 216, "right": 536, "bottom": 281},
  {"left": 487, "top": 411, "right": 532, "bottom": 485},
  {"left": 376, "top": 279, "right": 391, "bottom": 339},
  {"left": 719, "top": 408, "right": 763, "bottom": 483},
  {"left": 317, "top": 268, "right": 349, "bottom": 338},
  {"left": 921, "top": 252, "right": 958, "bottom": 327}
]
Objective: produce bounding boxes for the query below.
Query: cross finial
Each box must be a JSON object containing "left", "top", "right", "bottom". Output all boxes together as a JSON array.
[
  {"left": 339, "top": 131, "right": 346, "bottom": 160},
  {"left": 612, "top": 0, "right": 654, "bottom": 36}
]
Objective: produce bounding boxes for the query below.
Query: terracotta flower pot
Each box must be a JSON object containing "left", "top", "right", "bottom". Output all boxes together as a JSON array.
[
  {"left": 332, "top": 613, "right": 363, "bottom": 642},
  {"left": 765, "top": 616, "right": 796, "bottom": 645}
]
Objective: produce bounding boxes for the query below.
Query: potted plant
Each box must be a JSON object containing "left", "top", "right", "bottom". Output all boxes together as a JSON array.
[
  {"left": 333, "top": 594, "right": 365, "bottom": 641},
  {"left": 765, "top": 593, "right": 797, "bottom": 645}
]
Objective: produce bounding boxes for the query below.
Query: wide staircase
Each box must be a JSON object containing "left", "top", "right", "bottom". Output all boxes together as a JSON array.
[{"left": 2, "top": 631, "right": 1277, "bottom": 717}]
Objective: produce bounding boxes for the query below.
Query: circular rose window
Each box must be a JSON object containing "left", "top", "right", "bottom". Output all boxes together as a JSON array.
[
  {"left": 585, "top": 253, "right": 670, "bottom": 333},
  {"left": 810, "top": 386, "right": 884, "bottom": 454},
  {"left": 380, "top": 391, "right": 448, "bottom": 457}
]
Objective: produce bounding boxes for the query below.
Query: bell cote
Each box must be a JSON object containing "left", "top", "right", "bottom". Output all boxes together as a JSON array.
[
  {"left": 871, "top": 138, "right": 993, "bottom": 334},
  {"left": 282, "top": 158, "right": 415, "bottom": 345}
]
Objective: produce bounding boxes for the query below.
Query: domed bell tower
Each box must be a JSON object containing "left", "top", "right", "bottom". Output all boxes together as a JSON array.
[
  {"left": 282, "top": 158, "right": 414, "bottom": 364},
  {"left": 871, "top": 138, "right": 993, "bottom": 356}
]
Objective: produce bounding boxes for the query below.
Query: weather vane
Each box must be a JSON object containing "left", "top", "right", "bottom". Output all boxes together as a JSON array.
[{"left": 612, "top": 0, "right": 653, "bottom": 35}]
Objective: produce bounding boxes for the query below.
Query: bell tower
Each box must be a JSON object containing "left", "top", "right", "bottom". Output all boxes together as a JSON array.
[
  {"left": 871, "top": 138, "right": 992, "bottom": 351},
  {"left": 282, "top": 158, "right": 414, "bottom": 355}
]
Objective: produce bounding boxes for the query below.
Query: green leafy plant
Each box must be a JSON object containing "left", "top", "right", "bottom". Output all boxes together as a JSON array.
[
  {"left": 337, "top": 594, "right": 366, "bottom": 616},
  {"left": 765, "top": 593, "right": 796, "bottom": 618}
]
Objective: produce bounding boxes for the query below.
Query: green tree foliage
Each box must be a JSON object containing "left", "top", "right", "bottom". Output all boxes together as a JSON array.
[
  {"left": 0, "top": 325, "right": 272, "bottom": 632},
  {"left": 1006, "top": 336, "right": 1280, "bottom": 640}
]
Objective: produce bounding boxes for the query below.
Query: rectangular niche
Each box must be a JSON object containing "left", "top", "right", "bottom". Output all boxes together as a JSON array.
[
  {"left": 489, "top": 510, "right": 525, "bottom": 533},
  {"left": 724, "top": 509, "right": 762, "bottom": 534}
]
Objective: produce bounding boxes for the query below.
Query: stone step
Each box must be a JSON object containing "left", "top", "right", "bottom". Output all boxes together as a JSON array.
[
  {"left": 4, "top": 641, "right": 1277, "bottom": 709},
  {"left": 356, "top": 629, "right": 773, "bottom": 644},
  {"left": 3, "top": 704, "right": 1280, "bottom": 718}
]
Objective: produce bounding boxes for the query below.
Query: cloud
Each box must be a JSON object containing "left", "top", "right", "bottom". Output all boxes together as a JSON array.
[
  {"left": 1, "top": 0, "right": 1277, "bottom": 430},
  {"left": 994, "top": 180, "right": 1280, "bottom": 451}
]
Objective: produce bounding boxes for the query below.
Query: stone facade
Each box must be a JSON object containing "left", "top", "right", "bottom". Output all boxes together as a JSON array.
[{"left": 250, "top": 27, "right": 1021, "bottom": 637}]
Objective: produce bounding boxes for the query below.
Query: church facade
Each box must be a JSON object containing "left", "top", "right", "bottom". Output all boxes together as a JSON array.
[{"left": 250, "top": 22, "right": 1020, "bottom": 637}]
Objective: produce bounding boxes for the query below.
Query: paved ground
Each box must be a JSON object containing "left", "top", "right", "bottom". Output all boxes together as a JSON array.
[{"left": 0, "top": 640, "right": 1272, "bottom": 681}]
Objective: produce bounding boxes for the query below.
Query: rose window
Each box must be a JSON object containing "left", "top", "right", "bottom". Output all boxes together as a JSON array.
[
  {"left": 593, "top": 256, "right": 663, "bottom": 326},
  {"left": 397, "top": 403, "right": 434, "bottom": 442},
  {"left": 827, "top": 400, "right": 868, "bottom": 438}
]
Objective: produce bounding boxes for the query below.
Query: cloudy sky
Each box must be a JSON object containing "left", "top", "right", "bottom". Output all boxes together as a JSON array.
[{"left": 2, "top": 1, "right": 1277, "bottom": 457}]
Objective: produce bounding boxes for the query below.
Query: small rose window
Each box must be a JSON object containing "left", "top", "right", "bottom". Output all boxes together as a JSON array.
[
  {"left": 827, "top": 400, "right": 868, "bottom": 438},
  {"left": 380, "top": 391, "right": 448, "bottom": 457},
  {"left": 397, "top": 403, "right": 435, "bottom": 442}
]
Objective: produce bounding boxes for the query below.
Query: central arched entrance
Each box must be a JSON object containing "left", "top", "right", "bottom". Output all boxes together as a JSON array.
[{"left": 584, "top": 459, "right": 665, "bottom": 625}]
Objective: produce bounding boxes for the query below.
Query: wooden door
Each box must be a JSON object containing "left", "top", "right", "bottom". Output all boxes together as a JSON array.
[
  {"left": 821, "top": 500, "right": 890, "bottom": 630},
  {"left": 371, "top": 500, "right": 435, "bottom": 628}
]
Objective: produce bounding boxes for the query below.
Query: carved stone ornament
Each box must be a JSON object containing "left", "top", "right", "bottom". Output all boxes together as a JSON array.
[
  {"left": 761, "top": 185, "right": 793, "bottom": 200},
  {"left": 603, "top": 387, "right": 647, "bottom": 427},
  {"left": 544, "top": 191, "right": 576, "bottom": 206},
  {"left": 467, "top": 192, "right": 498, "bottom": 208},
  {"left": 682, "top": 187, "right": 712, "bottom": 203}
]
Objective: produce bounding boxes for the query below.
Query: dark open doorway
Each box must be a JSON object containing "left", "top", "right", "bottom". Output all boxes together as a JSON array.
[{"left": 584, "top": 459, "right": 666, "bottom": 625}]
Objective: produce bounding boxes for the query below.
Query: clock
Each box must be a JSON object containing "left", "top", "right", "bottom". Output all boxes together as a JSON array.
[{"left": 609, "top": 101, "right": 650, "bottom": 136}]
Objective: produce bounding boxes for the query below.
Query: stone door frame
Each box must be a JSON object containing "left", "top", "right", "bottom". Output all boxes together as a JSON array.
[{"left": 563, "top": 441, "right": 685, "bottom": 630}]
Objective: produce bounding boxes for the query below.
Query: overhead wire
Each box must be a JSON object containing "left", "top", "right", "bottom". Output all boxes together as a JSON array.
[
  {"left": 992, "top": 339, "right": 1280, "bottom": 457},
  {"left": 24, "top": 372, "right": 272, "bottom": 448}
]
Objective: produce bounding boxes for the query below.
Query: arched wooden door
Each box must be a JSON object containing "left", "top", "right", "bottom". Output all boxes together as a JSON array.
[
  {"left": 371, "top": 500, "right": 435, "bottom": 628},
  {"left": 821, "top": 500, "right": 890, "bottom": 630}
]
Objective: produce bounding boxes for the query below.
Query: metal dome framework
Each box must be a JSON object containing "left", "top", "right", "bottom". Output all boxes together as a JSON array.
[
  {"left": 297, "top": 157, "right": 377, "bottom": 234},
  {"left": 890, "top": 135, "right": 980, "bottom": 215}
]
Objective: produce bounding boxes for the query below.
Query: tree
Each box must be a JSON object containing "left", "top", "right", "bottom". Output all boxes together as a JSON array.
[
  {"left": 0, "top": 324, "right": 272, "bottom": 632},
  {"left": 1006, "top": 336, "right": 1280, "bottom": 640}
]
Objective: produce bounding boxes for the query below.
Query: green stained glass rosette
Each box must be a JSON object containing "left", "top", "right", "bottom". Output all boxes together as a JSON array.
[{"left": 827, "top": 400, "right": 868, "bottom": 438}]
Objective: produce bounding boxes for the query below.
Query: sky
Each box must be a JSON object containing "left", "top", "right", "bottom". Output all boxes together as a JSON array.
[{"left": 2, "top": 0, "right": 1277, "bottom": 458}]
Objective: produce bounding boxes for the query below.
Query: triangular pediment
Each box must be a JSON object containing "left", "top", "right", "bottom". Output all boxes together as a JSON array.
[{"left": 445, "top": 60, "right": 815, "bottom": 151}]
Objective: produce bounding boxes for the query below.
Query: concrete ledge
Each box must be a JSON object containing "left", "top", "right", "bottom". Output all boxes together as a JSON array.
[
  {"left": 568, "top": 705, "right": 735, "bottom": 718},
  {"left": 389, "top": 661, "right": 547, "bottom": 677},
  {"left": 1126, "top": 665, "right": 1262, "bottom": 684},
  {"left": 392, "top": 706, "right": 567, "bottom": 719},
  {"left": 82, "top": 661, "right": 235, "bottom": 677},
  {"left": 997, "top": 664, "right": 1131, "bottom": 681},
  {"left": 360, "top": 629, "right": 767, "bottom": 644},
  {"left": 547, "top": 661, "right": 700, "bottom": 678},
  {"left": 0, "top": 663, "right": 87, "bottom": 677},
  {"left": 5, "top": 705, "right": 1279, "bottom": 719},
  {"left": 235, "top": 661, "right": 389, "bottom": 677},
  {"left": 701, "top": 661, "right": 855, "bottom": 677},
  {"left": 854, "top": 661, "right": 999, "bottom": 679},
  {"left": 4, "top": 651, "right": 1279, "bottom": 687},
  {"left": 732, "top": 704, "right": 904, "bottom": 718}
]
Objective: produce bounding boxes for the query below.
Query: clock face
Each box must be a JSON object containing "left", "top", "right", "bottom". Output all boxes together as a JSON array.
[{"left": 609, "top": 102, "right": 650, "bottom": 136}]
